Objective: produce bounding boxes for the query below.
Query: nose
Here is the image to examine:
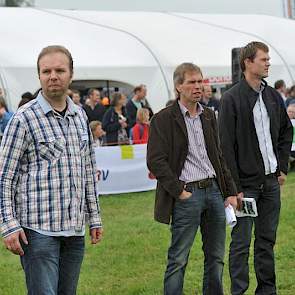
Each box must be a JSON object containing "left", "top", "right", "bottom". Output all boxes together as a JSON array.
[{"left": 49, "top": 70, "right": 58, "bottom": 80}]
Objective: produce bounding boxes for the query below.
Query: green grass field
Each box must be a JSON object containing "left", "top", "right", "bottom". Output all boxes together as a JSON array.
[{"left": 0, "top": 172, "right": 294, "bottom": 294}]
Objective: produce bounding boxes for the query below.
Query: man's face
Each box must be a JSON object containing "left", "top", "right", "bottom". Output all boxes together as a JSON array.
[
  {"left": 136, "top": 88, "right": 145, "bottom": 100},
  {"left": 38, "top": 52, "right": 72, "bottom": 101},
  {"left": 203, "top": 85, "right": 212, "bottom": 99},
  {"left": 177, "top": 71, "right": 203, "bottom": 103},
  {"left": 246, "top": 49, "right": 270, "bottom": 79},
  {"left": 90, "top": 90, "right": 100, "bottom": 104}
]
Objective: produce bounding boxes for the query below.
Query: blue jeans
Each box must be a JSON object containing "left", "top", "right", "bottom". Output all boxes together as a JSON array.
[
  {"left": 20, "top": 229, "right": 85, "bottom": 295},
  {"left": 229, "top": 175, "right": 280, "bottom": 295},
  {"left": 164, "top": 180, "right": 226, "bottom": 295}
]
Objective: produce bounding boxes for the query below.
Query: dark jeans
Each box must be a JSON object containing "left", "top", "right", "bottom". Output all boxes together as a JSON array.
[
  {"left": 229, "top": 175, "right": 280, "bottom": 295},
  {"left": 164, "top": 180, "right": 226, "bottom": 295},
  {"left": 20, "top": 229, "right": 85, "bottom": 295}
]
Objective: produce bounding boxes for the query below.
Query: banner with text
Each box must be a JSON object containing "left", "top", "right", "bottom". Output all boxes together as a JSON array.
[{"left": 95, "top": 144, "right": 157, "bottom": 195}]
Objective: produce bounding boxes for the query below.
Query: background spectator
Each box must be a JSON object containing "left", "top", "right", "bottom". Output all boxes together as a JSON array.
[
  {"left": 71, "top": 89, "right": 82, "bottom": 106},
  {"left": 18, "top": 91, "right": 34, "bottom": 108},
  {"left": 274, "top": 79, "right": 287, "bottom": 102},
  {"left": 201, "top": 83, "right": 220, "bottom": 112},
  {"left": 285, "top": 85, "right": 295, "bottom": 107},
  {"left": 102, "top": 92, "right": 129, "bottom": 145},
  {"left": 89, "top": 120, "right": 106, "bottom": 147},
  {"left": 83, "top": 88, "right": 106, "bottom": 122},
  {"left": 126, "top": 85, "right": 145, "bottom": 128},
  {"left": 0, "top": 97, "right": 13, "bottom": 134},
  {"left": 132, "top": 108, "right": 150, "bottom": 144}
]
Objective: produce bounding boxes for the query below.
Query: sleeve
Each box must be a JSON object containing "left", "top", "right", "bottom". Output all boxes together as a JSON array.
[
  {"left": 218, "top": 93, "right": 242, "bottom": 192},
  {"left": 0, "top": 116, "right": 28, "bottom": 237},
  {"left": 84, "top": 117, "right": 102, "bottom": 229},
  {"left": 211, "top": 111, "right": 237, "bottom": 197},
  {"left": 147, "top": 114, "right": 184, "bottom": 198}
]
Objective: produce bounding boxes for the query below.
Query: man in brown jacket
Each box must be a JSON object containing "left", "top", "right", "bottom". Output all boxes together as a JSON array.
[{"left": 147, "top": 63, "right": 237, "bottom": 295}]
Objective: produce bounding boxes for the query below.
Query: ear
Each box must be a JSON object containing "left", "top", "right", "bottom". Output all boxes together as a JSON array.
[
  {"left": 175, "top": 84, "right": 182, "bottom": 94},
  {"left": 244, "top": 58, "right": 252, "bottom": 68}
]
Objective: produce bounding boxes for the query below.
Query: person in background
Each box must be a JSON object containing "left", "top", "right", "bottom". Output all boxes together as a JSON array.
[
  {"left": 140, "top": 84, "right": 154, "bottom": 119},
  {"left": 83, "top": 88, "right": 106, "bottom": 122},
  {"left": 201, "top": 83, "right": 220, "bottom": 113},
  {"left": 0, "top": 45, "right": 103, "bottom": 294},
  {"left": 18, "top": 92, "right": 34, "bottom": 108},
  {"left": 90, "top": 120, "right": 106, "bottom": 147},
  {"left": 285, "top": 85, "right": 295, "bottom": 107},
  {"left": 132, "top": 108, "right": 149, "bottom": 144},
  {"left": 71, "top": 89, "right": 82, "bottom": 107},
  {"left": 126, "top": 85, "right": 145, "bottom": 128},
  {"left": 219, "top": 41, "right": 292, "bottom": 295},
  {"left": 274, "top": 79, "right": 287, "bottom": 102},
  {"left": 287, "top": 103, "right": 295, "bottom": 170},
  {"left": 102, "top": 92, "right": 129, "bottom": 145},
  {"left": 0, "top": 97, "right": 13, "bottom": 134}
]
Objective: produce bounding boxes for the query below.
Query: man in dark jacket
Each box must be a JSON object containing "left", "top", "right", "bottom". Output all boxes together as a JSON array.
[
  {"left": 219, "top": 41, "right": 293, "bottom": 295},
  {"left": 147, "top": 63, "right": 237, "bottom": 295}
]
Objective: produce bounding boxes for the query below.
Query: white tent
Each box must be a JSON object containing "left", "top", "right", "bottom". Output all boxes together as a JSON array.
[{"left": 0, "top": 7, "right": 294, "bottom": 111}]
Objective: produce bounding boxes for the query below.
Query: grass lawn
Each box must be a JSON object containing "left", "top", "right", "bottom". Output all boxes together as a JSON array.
[{"left": 0, "top": 172, "right": 294, "bottom": 294}]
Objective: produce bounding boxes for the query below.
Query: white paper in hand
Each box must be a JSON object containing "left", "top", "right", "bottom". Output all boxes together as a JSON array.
[
  {"left": 236, "top": 197, "right": 258, "bottom": 218},
  {"left": 225, "top": 204, "right": 237, "bottom": 228}
]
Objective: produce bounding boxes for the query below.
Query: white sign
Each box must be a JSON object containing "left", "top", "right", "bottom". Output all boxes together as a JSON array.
[{"left": 95, "top": 144, "right": 157, "bottom": 195}]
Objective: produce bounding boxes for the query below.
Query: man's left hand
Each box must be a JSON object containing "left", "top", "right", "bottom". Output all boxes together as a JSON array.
[
  {"left": 90, "top": 227, "right": 103, "bottom": 244},
  {"left": 278, "top": 171, "right": 287, "bottom": 186},
  {"left": 224, "top": 196, "right": 237, "bottom": 210}
]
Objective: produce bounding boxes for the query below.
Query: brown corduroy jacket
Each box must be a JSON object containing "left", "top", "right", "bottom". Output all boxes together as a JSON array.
[{"left": 147, "top": 100, "right": 237, "bottom": 224}]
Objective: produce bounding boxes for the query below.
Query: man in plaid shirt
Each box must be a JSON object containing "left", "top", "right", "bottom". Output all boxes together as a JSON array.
[{"left": 0, "top": 45, "right": 103, "bottom": 294}]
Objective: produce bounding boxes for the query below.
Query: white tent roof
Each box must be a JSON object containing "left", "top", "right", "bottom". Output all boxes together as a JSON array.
[{"left": 0, "top": 8, "right": 294, "bottom": 111}]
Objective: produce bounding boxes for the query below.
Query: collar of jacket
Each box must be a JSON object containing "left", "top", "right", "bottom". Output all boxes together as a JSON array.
[{"left": 240, "top": 76, "right": 268, "bottom": 109}]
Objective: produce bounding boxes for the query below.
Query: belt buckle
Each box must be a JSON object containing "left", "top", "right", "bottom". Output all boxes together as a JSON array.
[
  {"left": 198, "top": 179, "right": 206, "bottom": 189},
  {"left": 198, "top": 178, "right": 212, "bottom": 189}
]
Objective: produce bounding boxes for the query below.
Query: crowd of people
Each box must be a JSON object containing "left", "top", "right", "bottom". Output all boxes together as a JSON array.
[{"left": 0, "top": 41, "right": 294, "bottom": 295}]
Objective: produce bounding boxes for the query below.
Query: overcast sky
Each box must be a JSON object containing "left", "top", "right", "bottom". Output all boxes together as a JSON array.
[{"left": 34, "top": 0, "right": 285, "bottom": 17}]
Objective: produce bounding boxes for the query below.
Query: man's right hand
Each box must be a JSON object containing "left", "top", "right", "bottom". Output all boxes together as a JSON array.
[
  {"left": 237, "top": 192, "right": 244, "bottom": 211},
  {"left": 4, "top": 230, "right": 28, "bottom": 256},
  {"left": 179, "top": 190, "right": 192, "bottom": 200}
]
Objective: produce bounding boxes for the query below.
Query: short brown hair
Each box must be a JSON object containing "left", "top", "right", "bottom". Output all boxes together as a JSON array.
[
  {"left": 134, "top": 85, "right": 144, "bottom": 94},
  {"left": 240, "top": 41, "right": 269, "bottom": 72},
  {"left": 173, "top": 63, "right": 202, "bottom": 98},
  {"left": 37, "top": 45, "right": 73, "bottom": 76}
]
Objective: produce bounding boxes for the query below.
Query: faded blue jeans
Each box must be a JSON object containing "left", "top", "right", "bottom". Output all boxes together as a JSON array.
[
  {"left": 20, "top": 229, "right": 85, "bottom": 295},
  {"left": 164, "top": 180, "right": 226, "bottom": 295}
]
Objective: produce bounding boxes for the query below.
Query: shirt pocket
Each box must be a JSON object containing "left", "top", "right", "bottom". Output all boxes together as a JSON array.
[
  {"left": 80, "top": 132, "right": 89, "bottom": 155},
  {"left": 37, "top": 137, "right": 65, "bottom": 163}
]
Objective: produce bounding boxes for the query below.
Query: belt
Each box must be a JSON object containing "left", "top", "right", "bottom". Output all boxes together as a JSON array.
[
  {"left": 265, "top": 173, "right": 276, "bottom": 179},
  {"left": 186, "top": 178, "right": 215, "bottom": 190}
]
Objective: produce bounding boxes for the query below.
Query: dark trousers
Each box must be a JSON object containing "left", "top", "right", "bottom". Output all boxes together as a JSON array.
[
  {"left": 20, "top": 229, "right": 85, "bottom": 295},
  {"left": 229, "top": 176, "right": 280, "bottom": 295},
  {"left": 164, "top": 180, "right": 226, "bottom": 295}
]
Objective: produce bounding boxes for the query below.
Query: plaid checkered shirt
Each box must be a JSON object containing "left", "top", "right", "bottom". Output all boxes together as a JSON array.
[{"left": 0, "top": 93, "right": 102, "bottom": 238}]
